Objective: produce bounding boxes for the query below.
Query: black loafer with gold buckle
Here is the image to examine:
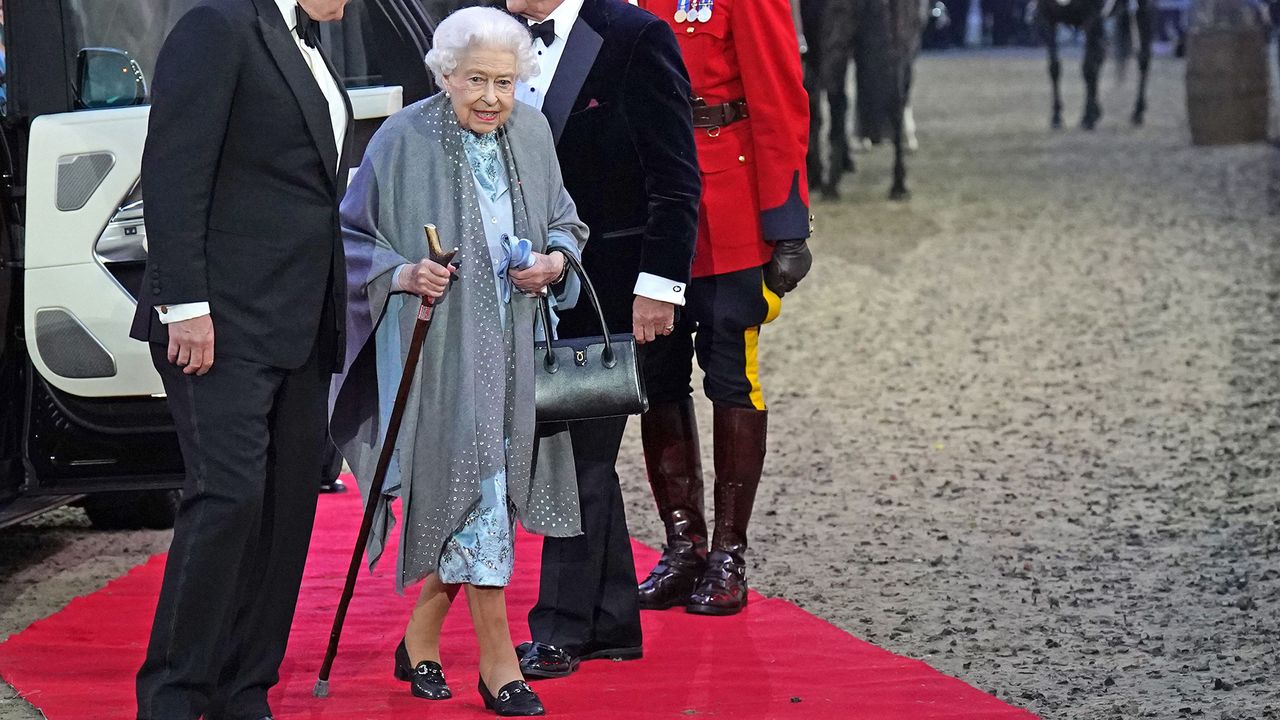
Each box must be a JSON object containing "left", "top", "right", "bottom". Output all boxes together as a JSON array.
[
  {"left": 478, "top": 678, "right": 545, "bottom": 716},
  {"left": 394, "top": 638, "right": 452, "bottom": 700}
]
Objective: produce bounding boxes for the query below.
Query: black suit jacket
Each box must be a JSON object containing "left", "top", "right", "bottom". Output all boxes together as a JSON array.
[
  {"left": 537, "top": 0, "right": 702, "bottom": 338},
  {"left": 129, "top": 0, "right": 353, "bottom": 371}
]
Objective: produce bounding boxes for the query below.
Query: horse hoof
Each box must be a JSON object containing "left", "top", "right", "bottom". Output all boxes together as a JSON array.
[
  {"left": 820, "top": 184, "right": 841, "bottom": 201},
  {"left": 1131, "top": 112, "right": 1145, "bottom": 126},
  {"left": 1051, "top": 117, "right": 1063, "bottom": 130},
  {"left": 888, "top": 186, "right": 911, "bottom": 202}
]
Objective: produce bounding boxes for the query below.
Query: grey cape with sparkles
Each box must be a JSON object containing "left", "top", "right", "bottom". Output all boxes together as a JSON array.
[{"left": 331, "top": 94, "right": 587, "bottom": 592}]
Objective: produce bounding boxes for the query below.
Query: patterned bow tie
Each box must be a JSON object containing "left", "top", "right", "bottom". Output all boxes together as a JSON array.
[
  {"left": 528, "top": 19, "right": 556, "bottom": 47},
  {"left": 295, "top": 4, "right": 321, "bottom": 48}
]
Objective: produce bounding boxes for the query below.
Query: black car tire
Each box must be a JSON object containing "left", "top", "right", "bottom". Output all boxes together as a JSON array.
[{"left": 82, "top": 490, "right": 180, "bottom": 530}]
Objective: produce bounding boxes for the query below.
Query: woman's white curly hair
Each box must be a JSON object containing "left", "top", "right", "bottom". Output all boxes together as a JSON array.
[{"left": 425, "top": 7, "right": 540, "bottom": 91}]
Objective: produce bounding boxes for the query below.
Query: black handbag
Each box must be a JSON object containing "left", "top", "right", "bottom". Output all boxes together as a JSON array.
[{"left": 534, "top": 252, "right": 648, "bottom": 423}]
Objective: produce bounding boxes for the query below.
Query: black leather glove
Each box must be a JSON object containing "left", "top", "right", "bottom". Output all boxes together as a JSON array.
[{"left": 764, "top": 239, "right": 813, "bottom": 297}]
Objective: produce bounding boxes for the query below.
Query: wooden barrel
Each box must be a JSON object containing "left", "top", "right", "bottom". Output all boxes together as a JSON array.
[{"left": 1185, "top": 0, "right": 1269, "bottom": 145}]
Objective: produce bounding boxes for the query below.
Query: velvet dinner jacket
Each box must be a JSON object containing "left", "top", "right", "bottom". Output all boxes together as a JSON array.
[
  {"left": 129, "top": 0, "right": 353, "bottom": 371},
  {"left": 534, "top": 0, "right": 702, "bottom": 337}
]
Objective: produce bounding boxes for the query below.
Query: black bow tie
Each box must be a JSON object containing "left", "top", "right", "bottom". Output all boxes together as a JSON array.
[
  {"left": 528, "top": 19, "right": 556, "bottom": 47},
  {"left": 295, "top": 4, "right": 321, "bottom": 48}
]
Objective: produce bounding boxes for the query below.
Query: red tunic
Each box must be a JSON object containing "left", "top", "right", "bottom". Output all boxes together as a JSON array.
[{"left": 636, "top": 0, "right": 811, "bottom": 278}]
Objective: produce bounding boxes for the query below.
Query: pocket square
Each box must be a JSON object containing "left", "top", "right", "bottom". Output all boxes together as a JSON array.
[{"left": 586, "top": 98, "right": 601, "bottom": 109}]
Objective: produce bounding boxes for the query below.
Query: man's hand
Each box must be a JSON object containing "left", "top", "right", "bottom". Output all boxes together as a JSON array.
[
  {"left": 399, "top": 258, "right": 453, "bottom": 299},
  {"left": 764, "top": 239, "right": 813, "bottom": 297},
  {"left": 510, "top": 251, "right": 566, "bottom": 295},
  {"left": 633, "top": 296, "right": 676, "bottom": 344},
  {"left": 168, "top": 314, "right": 215, "bottom": 376}
]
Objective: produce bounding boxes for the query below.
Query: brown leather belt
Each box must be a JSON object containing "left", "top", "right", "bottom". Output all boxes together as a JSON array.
[{"left": 692, "top": 99, "right": 749, "bottom": 129}]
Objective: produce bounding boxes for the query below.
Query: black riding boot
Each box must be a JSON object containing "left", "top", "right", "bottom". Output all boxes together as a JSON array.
[
  {"left": 637, "top": 398, "right": 708, "bottom": 610},
  {"left": 687, "top": 404, "right": 766, "bottom": 617}
]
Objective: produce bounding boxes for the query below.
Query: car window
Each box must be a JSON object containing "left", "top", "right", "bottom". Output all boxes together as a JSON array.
[
  {"left": 321, "top": 0, "right": 393, "bottom": 88},
  {"left": 60, "top": 1, "right": 200, "bottom": 94},
  {"left": 59, "top": 0, "right": 392, "bottom": 108}
]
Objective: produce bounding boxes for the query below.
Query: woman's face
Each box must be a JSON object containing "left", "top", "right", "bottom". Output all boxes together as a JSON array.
[{"left": 445, "top": 48, "right": 518, "bottom": 135}]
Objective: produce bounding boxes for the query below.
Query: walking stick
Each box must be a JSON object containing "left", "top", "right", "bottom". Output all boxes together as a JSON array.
[{"left": 314, "top": 224, "right": 458, "bottom": 698}]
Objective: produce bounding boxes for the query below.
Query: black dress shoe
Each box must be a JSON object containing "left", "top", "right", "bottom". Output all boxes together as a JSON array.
[
  {"left": 319, "top": 477, "right": 347, "bottom": 493},
  {"left": 394, "top": 638, "right": 452, "bottom": 700},
  {"left": 478, "top": 678, "right": 545, "bottom": 716},
  {"left": 579, "top": 640, "right": 643, "bottom": 662},
  {"left": 515, "top": 640, "right": 641, "bottom": 679},
  {"left": 686, "top": 550, "right": 749, "bottom": 616},
  {"left": 517, "top": 642, "right": 579, "bottom": 679}
]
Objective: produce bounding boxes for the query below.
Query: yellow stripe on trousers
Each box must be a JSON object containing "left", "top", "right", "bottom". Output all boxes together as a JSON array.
[
  {"left": 747, "top": 282, "right": 782, "bottom": 411},
  {"left": 745, "top": 326, "right": 765, "bottom": 411}
]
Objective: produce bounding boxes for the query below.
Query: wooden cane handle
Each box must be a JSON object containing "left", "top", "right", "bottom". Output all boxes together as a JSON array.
[{"left": 424, "top": 224, "right": 459, "bottom": 267}]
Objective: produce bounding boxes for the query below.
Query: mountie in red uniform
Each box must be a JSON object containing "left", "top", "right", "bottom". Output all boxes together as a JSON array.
[
  {"left": 644, "top": 0, "right": 811, "bottom": 277},
  {"left": 633, "top": 0, "right": 813, "bottom": 617}
]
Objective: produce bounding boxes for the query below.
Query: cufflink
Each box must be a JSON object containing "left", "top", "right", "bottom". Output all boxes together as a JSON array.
[
  {"left": 673, "top": 285, "right": 683, "bottom": 293},
  {"left": 158, "top": 305, "right": 169, "bottom": 314}
]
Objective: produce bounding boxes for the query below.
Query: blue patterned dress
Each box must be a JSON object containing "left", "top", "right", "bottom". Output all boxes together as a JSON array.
[{"left": 435, "top": 128, "right": 578, "bottom": 587}]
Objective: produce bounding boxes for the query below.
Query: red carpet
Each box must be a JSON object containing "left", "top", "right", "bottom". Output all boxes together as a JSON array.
[{"left": 0, "top": 483, "right": 1036, "bottom": 719}]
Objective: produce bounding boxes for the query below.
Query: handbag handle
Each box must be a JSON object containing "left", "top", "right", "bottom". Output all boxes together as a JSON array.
[
  {"left": 494, "top": 129, "right": 616, "bottom": 372},
  {"left": 538, "top": 251, "right": 618, "bottom": 372}
]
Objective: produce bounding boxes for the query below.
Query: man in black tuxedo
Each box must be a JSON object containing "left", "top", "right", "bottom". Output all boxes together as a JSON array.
[
  {"left": 507, "top": 0, "right": 701, "bottom": 679},
  {"left": 128, "top": 1, "right": 352, "bottom": 717}
]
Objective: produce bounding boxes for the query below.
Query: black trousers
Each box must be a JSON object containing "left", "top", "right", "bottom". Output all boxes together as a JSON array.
[
  {"left": 136, "top": 342, "right": 329, "bottom": 720},
  {"left": 528, "top": 415, "right": 642, "bottom": 652},
  {"left": 645, "top": 265, "right": 774, "bottom": 410}
]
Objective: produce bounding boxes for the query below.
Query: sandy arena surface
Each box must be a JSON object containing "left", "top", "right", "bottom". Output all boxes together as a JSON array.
[{"left": 3, "top": 49, "right": 1279, "bottom": 720}]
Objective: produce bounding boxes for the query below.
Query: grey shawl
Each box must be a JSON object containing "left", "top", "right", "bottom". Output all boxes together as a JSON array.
[{"left": 331, "top": 94, "right": 587, "bottom": 592}]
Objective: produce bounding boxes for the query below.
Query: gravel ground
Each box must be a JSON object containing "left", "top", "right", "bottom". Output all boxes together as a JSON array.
[{"left": 4, "top": 48, "right": 1280, "bottom": 720}]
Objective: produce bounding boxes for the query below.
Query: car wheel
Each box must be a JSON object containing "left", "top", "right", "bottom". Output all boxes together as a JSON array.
[{"left": 82, "top": 490, "right": 180, "bottom": 530}]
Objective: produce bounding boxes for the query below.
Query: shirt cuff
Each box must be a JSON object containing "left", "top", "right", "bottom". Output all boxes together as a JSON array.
[
  {"left": 156, "top": 302, "right": 210, "bottom": 324},
  {"left": 633, "top": 273, "right": 686, "bottom": 307},
  {"left": 392, "top": 263, "right": 411, "bottom": 293}
]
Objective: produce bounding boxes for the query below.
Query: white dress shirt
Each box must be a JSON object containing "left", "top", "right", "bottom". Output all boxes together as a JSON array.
[
  {"left": 516, "top": 0, "right": 583, "bottom": 112},
  {"left": 515, "top": 0, "right": 686, "bottom": 307},
  {"left": 276, "top": 0, "right": 349, "bottom": 170},
  {"left": 158, "top": 1, "right": 348, "bottom": 324}
]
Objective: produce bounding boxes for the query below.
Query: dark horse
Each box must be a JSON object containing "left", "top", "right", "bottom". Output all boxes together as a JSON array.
[
  {"left": 801, "top": 0, "right": 925, "bottom": 200},
  {"left": 1034, "top": 0, "right": 1154, "bottom": 129}
]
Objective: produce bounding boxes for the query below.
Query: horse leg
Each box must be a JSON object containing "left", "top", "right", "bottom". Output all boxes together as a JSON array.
[
  {"left": 1114, "top": 0, "right": 1132, "bottom": 82},
  {"left": 1039, "top": 15, "right": 1064, "bottom": 129},
  {"left": 888, "top": 64, "right": 910, "bottom": 201},
  {"left": 903, "top": 62, "right": 918, "bottom": 152},
  {"left": 801, "top": 0, "right": 829, "bottom": 193},
  {"left": 823, "top": 58, "right": 853, "bottom": 198},
  {"left": 803, "top": 52, "right": 826, "bottom": 196},
  {"left": 834, "top": 66, "right": 856, "bottom": 168},
  {"left": 903, "top": 103, "right": 918, "bottom": 152},
  {"left": 1081, "top": 16, "right": 1105, "bottom": 129},
  {"left": 1131, "top": 0, "right": 1153, "bottom": 124}
]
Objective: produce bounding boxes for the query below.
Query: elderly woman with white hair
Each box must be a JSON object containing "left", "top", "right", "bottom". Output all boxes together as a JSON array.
[{"left": 330, "top": 6, "right": 588, "bottom": 716}]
